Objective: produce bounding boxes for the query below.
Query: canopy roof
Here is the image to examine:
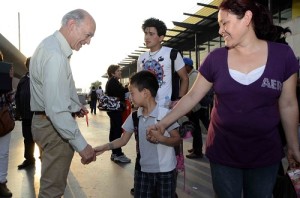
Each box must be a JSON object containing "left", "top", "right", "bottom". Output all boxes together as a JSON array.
[{"left": 119, "top": 0, "right": 293, "bottom": 78}]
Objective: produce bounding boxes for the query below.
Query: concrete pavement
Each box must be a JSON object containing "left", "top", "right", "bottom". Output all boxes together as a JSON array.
[{"left": 7, "top": 109, "right": 215, "bottom": 198}]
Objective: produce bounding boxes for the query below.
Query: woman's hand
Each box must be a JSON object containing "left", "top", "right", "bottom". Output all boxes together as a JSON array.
[
  {"left": 287, "top": 147, "right": 300, "bottom": 169},
  {"left": 147, "top": 124, "right": 166, "bottom": 143}
]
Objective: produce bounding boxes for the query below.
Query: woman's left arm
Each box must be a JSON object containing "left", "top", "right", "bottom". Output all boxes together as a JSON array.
[{"left": 279, "top": 73, "right": 300, "bottom": 167}]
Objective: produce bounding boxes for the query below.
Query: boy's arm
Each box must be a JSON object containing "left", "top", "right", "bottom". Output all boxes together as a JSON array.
[{"left": 94, "top": 132, "right": 132, "bottom": 156}]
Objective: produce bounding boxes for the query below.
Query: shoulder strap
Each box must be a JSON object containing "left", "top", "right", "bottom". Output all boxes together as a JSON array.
[
  {"left": 132, "top": 110, "right": 141, "bottom": 171},
  {"left": 170, "top": 48, "right": 178, "bottom": 74},
  {"left": 132, "top": 110, "right": 138, "bottom": 134},
  {"left": 170, "top": 48, "right": 181, "bottom": 101}
]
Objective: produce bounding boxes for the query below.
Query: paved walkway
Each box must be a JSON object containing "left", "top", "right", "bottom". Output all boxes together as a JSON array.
[{"left": 7, "top": 109, "right": 215, "bottom": 198}]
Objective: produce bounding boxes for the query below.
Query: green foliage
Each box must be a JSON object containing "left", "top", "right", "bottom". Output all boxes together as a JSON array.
[{"left": 90, "top": 81, "right": 102, "bottom": 89}]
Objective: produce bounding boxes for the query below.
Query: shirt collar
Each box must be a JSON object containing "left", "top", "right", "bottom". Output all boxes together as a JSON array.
[
  {"left": 137, "top": 103, "right": 159, "bottom": 119},
  {"left": 53, "top": 30, "right": 73, "bottom": 59}
]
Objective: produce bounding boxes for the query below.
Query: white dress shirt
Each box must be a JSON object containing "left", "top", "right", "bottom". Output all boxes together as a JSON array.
[{"left": 30, "top": 30, "right": 87, "bottom": 152}]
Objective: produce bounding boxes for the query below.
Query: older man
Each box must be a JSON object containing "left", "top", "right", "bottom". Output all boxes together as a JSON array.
[{"left": 30, "top": 9, "right": 96, "bottom": 197}]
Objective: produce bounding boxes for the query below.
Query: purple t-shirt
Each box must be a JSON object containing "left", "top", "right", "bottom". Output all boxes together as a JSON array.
[{"left": 200, "top": 41, "right": 299, "bottom": 168}]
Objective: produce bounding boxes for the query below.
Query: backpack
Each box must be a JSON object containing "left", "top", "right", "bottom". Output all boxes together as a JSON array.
[
  {"left": 132, "top": 111, "right": 141, "bottom": 171},
  {"left": 131, "top": 110, "right": 185, "bottom": 172},
  {"left": 91, "top": 90, "right": 97, "bottom": 101},
  {"left": 132, "top": 110, "right": 188, "bottom": 192},
  {"left": 170, "top": 48, "right": 181, "bottom": 101},
  {"left": 200, "top": 88, "right": 214, "bottom": 107}
]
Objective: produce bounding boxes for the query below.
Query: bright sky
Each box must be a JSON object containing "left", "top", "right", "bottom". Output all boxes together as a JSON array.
[{"left": 1, "top": 0, "right": 212, "bottom": 93}]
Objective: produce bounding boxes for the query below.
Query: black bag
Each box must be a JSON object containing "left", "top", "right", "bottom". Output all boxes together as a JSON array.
[
  {"left": 0, "top": 105, "right": 15, "bottom": 137},
  {"left": 273, "top": 173, "right": 297, "bottom": 198},
  {"left": 98, "top": 95, "right": 124, "bottom": 111}
]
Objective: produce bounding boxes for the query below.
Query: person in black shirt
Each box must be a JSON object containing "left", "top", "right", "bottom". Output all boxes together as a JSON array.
[
  {"left": 89, "top": 86, "right": 97, "bottom": 115},
  {"left": 15, "top": 57, "right": 41, "bottom": 169},
  {"left": 105, "top": 64, "right": 131, "bottom": 163},
  {"left": 0, "top": 50, "right": 14, "bottom": 197}
]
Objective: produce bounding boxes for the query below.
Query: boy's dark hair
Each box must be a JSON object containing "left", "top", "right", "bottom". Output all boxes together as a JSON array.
[
  {"left": 130, "top": 70, "right": 159, "bottom": 97},
  {"left": 142, "top": 17, "right": 167, "bottom": 37}
]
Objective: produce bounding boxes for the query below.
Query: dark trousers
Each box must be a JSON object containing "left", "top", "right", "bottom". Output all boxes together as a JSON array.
[
  {"left": 22, "top": 118, "right": 35, "bottom": 161},
  {"left": 107, "top": 111, "right": 124, "bottom": 156},
  {"left": 210, "top": 162, "right": 279, "bottom": 198},
  {"left": 187, "top": 109, "right": 203, "bottom": 154},
  {"left": 199, "top": 107, "right": 210, "bottom": 130},
  {"left": 90, "top": 99, "right": 97, "bottom": 114},
  {"left": 188, "top": 107, "right": 210, "bottom": 154}
]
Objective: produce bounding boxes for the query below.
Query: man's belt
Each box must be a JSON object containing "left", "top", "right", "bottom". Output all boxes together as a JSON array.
[
  {"left": 34, "top": 111, "right": 76, "bottom": 118},
  {"left": 34, "top": 111, "right": 46, "bottom": 115}
]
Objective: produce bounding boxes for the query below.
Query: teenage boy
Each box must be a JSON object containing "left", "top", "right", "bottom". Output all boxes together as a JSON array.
[
  {"left": 94, "top": 70, "right": 181, "bottom": 198},
  {"left": 137, "top": 17, "right": 188, "bottom": 108}
]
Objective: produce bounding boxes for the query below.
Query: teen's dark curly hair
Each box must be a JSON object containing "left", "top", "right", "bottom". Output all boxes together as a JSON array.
[{"left": 142, "top": 17, "right": 167, "bottom": 37}]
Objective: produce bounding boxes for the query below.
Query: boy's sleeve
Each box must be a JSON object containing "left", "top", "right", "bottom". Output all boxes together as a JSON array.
[
  {"left": 166, "top": 121, "right": 180, "bottom": 133},
  {"left": 122, "top": 112, "right": 135, "bottom": 133},
  {"left": 162, "top": 109, "right": 180, "bottom": 133}
]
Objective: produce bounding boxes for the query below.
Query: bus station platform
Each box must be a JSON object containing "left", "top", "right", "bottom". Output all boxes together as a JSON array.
[{"left": 7, "top": 109, "right": 215, "bottom": 198}]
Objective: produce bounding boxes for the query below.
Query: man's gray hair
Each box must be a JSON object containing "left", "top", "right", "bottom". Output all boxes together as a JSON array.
[{"left": 61, "top": 9, "right": 87, "bottom": 26}]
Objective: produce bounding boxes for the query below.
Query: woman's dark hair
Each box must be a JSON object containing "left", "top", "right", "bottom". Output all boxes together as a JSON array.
[
  {"left": 142, "top": 17, "right": 167, "bottom": 37},
  {"left": 130, "top": 70, "right": 159, "bottom": 97},
  {"left": 219, "top": 0, "right": 276, "bottom": 40},
  {"left": 0, "top": 50, "right": 3, "bottom": 61},
  {"left": 107, "top": 64, "right": 120, "bottom": 78},
  {"left": 25, "top": 57, "right": 31, "bottom": 70}
]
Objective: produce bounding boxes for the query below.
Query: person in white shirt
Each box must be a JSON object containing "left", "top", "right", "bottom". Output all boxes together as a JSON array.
[
  {"left": 96, "top": 86, "right": 104, "bottom": 99},
  {"left": 30, "top": 9, "right": 96, "bottom": 197},
  {"left": 137, "top": 17, "right": 188, "bottom": 107}
]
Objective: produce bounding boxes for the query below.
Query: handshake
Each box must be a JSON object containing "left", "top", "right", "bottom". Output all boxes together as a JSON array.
[{"left": 78, "top": 144, "right": 109, "bottom": 165}]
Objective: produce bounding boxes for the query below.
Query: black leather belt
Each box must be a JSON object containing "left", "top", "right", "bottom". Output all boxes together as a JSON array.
[
  {"left": 34, "top": 111, "right": 46, "bottom": 115},
  {"left": 34, "top": 111, "right": 76, "bottom": 118}
]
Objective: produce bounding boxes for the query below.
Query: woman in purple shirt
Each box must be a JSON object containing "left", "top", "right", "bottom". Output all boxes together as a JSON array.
[{"left": 148, "top": 0, "right": 300, "bottom": 197}]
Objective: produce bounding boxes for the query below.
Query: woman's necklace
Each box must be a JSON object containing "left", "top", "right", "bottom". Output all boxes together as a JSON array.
[{"left": 149, "top": 47, "right": 162, "bottom": 60}]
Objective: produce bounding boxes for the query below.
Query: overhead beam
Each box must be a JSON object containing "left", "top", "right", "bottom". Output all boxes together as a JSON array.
[
  {"left": 165, "top": 34, "right": 186, "bottom": 39},
  {"left": 200, "top": 43, "right": 215, "bottom": 46},
  {"left": 0, "top": 34, "right": 27, "bottom": 79},
  {"left": 119, "top": 63, "right": 131, "bottom": 66},
  {"left": 135, "top": 49, "right": 147, "bottom": 52},
  {"left": 197, "top": 2, "right": 218, "bottom": 9},
  {"left": 210, "top": 39, "right": 224, "bottom": 43},
  {"left": 173, "top": 21, "right": 207, "bottom": 31},
  {"left": 128, "top": 55, "right": 139, "bottom": 59},
  {"left": 166, "top": 29, "right": 195, "bottom": 34},
  {"left": 183, "top": 13, "right": 216, "bottom": 20}
]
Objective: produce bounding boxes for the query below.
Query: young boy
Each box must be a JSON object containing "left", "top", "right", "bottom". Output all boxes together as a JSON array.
[{"left": 94, "top": 70, "right": 181, "bottom": 198}]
